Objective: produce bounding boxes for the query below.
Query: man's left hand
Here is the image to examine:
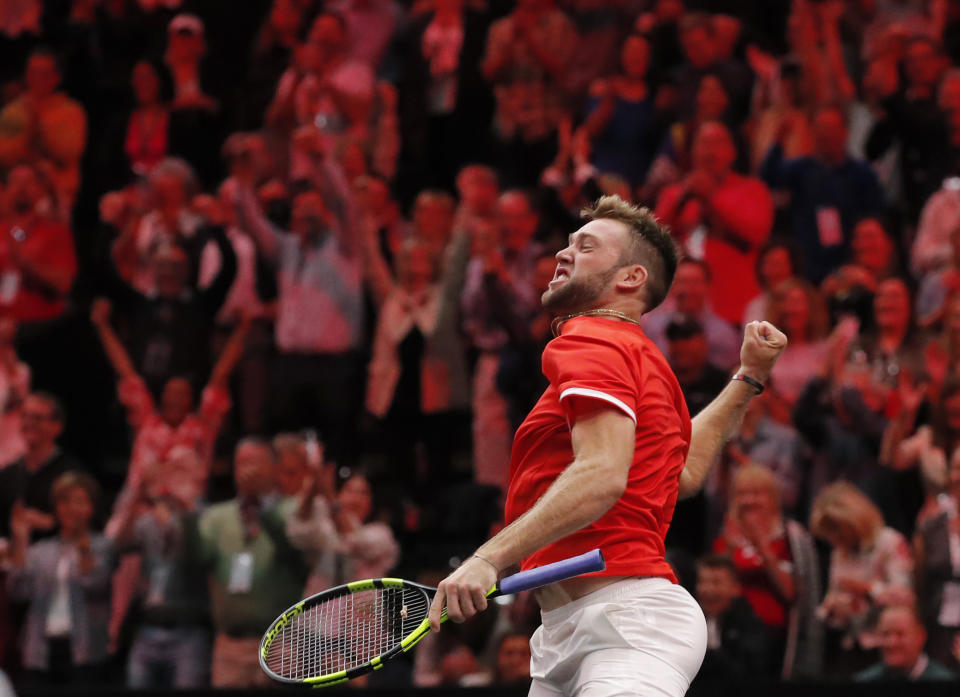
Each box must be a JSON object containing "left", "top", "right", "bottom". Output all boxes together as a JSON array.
[
  {"left": 428, "top": 556, "right": 498, "bottom": 632},
  {"left": 739, "top": 321, "right": 787, "bottom": 385}
]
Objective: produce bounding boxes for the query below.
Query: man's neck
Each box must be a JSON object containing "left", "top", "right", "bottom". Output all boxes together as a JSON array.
[{"left": 24, "top": 443, "right": 56, "bottom": 472}]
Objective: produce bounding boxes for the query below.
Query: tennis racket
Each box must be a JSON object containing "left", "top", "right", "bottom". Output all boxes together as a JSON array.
[{"left": 259, "top": 548, "right": 605, "bottom": 687}]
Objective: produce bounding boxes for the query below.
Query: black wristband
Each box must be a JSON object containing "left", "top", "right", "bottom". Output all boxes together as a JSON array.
[{"left": 732, "top": 373, "right": 764, "bottom": 394}]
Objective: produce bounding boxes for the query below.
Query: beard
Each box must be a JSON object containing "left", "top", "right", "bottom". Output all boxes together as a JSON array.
[{"left": 542, "top": 265, "right": 618, "bottom": 314}]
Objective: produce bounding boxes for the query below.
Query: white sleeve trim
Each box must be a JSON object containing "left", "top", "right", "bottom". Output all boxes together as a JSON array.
[{"left": 559, "top": 387, "right": 637, "bottom": 425}]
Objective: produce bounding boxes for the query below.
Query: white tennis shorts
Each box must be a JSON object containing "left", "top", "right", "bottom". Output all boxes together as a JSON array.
[{"left": 528, "top": 577, "right": 707, "bottom": 697}]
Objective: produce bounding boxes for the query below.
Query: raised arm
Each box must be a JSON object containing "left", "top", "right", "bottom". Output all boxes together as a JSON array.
[
  {"left": 90, "top": 298, "right": 137, "bottom": 380},
  {"left": 428, "top": 404, "right": 635, "bottom": 629},
  {"left": 196, "top": 225, "right": 237, "bottom": 317},
  {"left": 207, "top": 314, "right": 253, "bottom": 390},
  {"left": 678, "top": 322, "right": 788, "bottom": 498}
]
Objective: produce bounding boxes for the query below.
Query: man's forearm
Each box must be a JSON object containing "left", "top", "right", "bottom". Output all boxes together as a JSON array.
[
  {"left": 679, "top": 379, "right": 757, "bottom": 498},
  {"left": 475, "top": 456, "right": 624, "bottom": 570}
]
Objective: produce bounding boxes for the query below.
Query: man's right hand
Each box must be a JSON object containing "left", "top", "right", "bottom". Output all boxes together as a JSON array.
[{"left": 739, "top": 321, "right": 787, "bottom": 384}]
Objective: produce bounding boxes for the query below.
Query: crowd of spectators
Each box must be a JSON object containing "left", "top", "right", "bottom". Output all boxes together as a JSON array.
[{"left": 0, "top": 0, "right": 960, "bottom": 691}]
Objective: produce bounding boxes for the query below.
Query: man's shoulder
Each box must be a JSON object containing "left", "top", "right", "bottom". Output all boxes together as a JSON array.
[
  {"left": 920, "top": 659, "right": 957, "bottom": 680},
  {"left": 853, "top": 663, "right": 885, "bottom": 681}
]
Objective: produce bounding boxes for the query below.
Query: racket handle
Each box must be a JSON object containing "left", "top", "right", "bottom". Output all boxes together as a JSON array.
[{"left": 494, "top": 549, "right": 605, "bottom": 596}]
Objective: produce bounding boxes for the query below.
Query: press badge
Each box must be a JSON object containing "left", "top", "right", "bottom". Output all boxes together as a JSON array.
[
  {"left": 938, "top": 581, "right": 960, "bottom": 627},
  {"left": 228, "top": 551, "right": 254, "bottom": 594},
  {"left": 146, "top": 562, "right": 171, "bottom": 606}
]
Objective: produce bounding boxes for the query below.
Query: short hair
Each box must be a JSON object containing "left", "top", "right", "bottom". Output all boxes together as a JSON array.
[
  {"left": 810, "top": 481, "right": 884, "bottom": 549},
  {"left": 680, "top": 12, "right": 714, "bottom": 37},
  {"left": 665, "top": 314, "right": 704, "bottom": 341},
  {"left": 579, "top": 195, "right": 679, "bottom": 311},
  {"left": 27, "top": 47, "right": 62, "bottom": 75},
  {"left": 50, "top": 471, "right": 100, "bottom": 510},
  {"left": 697, "top": 554, "right": 738, "bottom": 577},
  {"left": 29, "top": 391, "right": 65, "bottom": 424},
  {"left": 272, "top": 433, "right": 306, "bottom": 458},
  {"left": 767, "top": 278, "right": 830, "bottom": 341},
  {"left": 457, "top": 164, "right": 499, "bottom": 188},
  {"left": 880, "top": 602, "right": 924, "bottom": 629},
  {"left": 148, "top": 157, "right": 198, "bottom": 196},
  {"left": 755, "top": 239, "right": 802, "bottom": 286},
  {"left": 730, "top": 464, "right": 782, "bottom": 513},
  {"left": 236, "top": 436, "right": 275, "bottom": 460},
  {"left": 677, "top": 257, "right": 712, "bottom": 283}
]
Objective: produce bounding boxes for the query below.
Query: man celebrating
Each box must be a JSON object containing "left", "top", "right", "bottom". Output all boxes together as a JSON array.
[{"left": 428, "top": 195, "right": 787, "bottom": 696}]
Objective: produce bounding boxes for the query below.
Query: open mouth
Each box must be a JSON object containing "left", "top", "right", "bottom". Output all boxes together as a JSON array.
[{"left": 550, "top": 267, "right": 570, "bottom": 286}]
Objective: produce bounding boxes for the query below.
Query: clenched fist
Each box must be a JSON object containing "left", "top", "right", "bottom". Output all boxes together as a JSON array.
[{"left": 738, "top": 321, "right": 787, "bottom": 384}]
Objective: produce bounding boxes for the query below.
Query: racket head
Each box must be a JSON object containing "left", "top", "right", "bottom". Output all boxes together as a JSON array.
[{"left": 259, "top": 578, "right": 433, "bottom": 687}]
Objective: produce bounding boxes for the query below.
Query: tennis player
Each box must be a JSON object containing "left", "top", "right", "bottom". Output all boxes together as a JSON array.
[{"left": 428, "top": 195, "right": 787, "bottom": 696}]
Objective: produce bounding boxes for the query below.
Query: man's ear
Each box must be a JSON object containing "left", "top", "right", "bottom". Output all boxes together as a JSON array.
[{"left": 616, "top": 264, "right": 649, "bottom": 291}]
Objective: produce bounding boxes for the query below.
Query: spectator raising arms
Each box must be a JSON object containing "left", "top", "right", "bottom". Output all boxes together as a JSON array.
[{"left": 90, "top": 298, "right": 250, "bottom": 523}]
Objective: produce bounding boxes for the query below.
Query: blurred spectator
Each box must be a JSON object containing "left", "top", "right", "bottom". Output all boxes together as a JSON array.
[
  {"left": 726, "top": 384, "right": 810, "bottom": 516},
  {"left": 665, "top": 314, "right": 727, "bottom": 417},
  {"left": 495, "top": 253, "right": 555, "bottom": 431},
  {"left": 0, "top": 165, "right": 77, "bottom": 322},
  {"left": 90, "top": 299, "right": 249, "bottom": 525},
  {"left": 395, "top": 0, "right": 494, "bottom": 192},
  {"left": 643, "top": 258, "right": 740, "bottom": 370},
  {"left": 233, "top": 171, "right": 364, "bottom": 467},
  {"left": 99, "top": 209, "right": 238, "bottom": 396},
  {"left": 765, "top": 278, "right": 830, "bottom": 408},
  {"left": 163, "top": 14, "right": 223, "bottom": 187},
  {"left": 124, "top": 60, "right": 169, "bottom": 177},
  {"left": 7, "top": 472, "right": 114, "bottom": 686},
  {"left": 410, "top": 189, "right": 456, "bottom": 259},
  {"left": 742, "top": 242, "right": 799, "bottom": 324},
  {"left": 196, "top": 187, "right": 273, "bottom": 436},
  {"left": 247, "top": 0, "right": 307, "bottom": 129},
  {"left": 694, "top": 553, "right": 770, "bottom": 680},
  {"left": 454, "top": 164, "right": 498, "bottom": 230},
  {"left": 0, "top": 48, "right": 87, "bottom": 211},
  {"left": 0, "top": 392, "right": 81, "bottom": 540},
  {"left": 851, "top": 217, "right": 900, "bottom": 283},
  {"left": 669, "top": 12, "right": 753, "bottom": 122},
  {"left": 855, "top": 604, "right": 956, "bottom": 680},
  {"left": 329, "top": 473, "right": 399, "bottom": 583},
  {"left": 462, "top": 194, "right": 543, "bottom": 491},
  {"left": 912, "top": 174, "right": 960, "bottom": 282},
  {"left": 577, "top": 34, "right": 666, "bottom": 188},
  {"left": 108, "top": 447, "right": 210, "bottom": 688},
  {"left": 328, "top": 0, "right": 404, "bottom": 71},
  {"left": 866, "top": 36, "right": 951, "bottom": 220},
  {"left": 196, "top": 438, "right": 307, "bottom": 688},
  {"left": 655, "top": 120, "right": 774, "bottom": 324},
  {"left": 749, "top": 59, "right": 814, "bottom": 174},
  {"left": 479, "top": 631, "right": 532, "bottom": 687},
  {"left": 761, "top": 105, "right": 886, "bottom": 284},
  {"left": 642, "top": 73, "right": 739, "bottom": 203},
  {"left": 365, "top": 228, "right": 471, "bottom": 494},
  {"left": 714, "top": 465, "right": 822, "bottom": 678},
  {"left": 481, "top": 0, "right": 578, "bottom": 186},
  {"left": 913, "top": 450, "right": 960, "bottom": 669},
  {"left": 281, "top": 434, "right": 340, "bottom": 596},
  {"left": 0, "top": 316, "right": 28, "bottom": 468},
  {"left": 916, "top": 224, "right": 960, "bottom": 328},
  {"left": 811, "top": 481, "right": 915, "bottom": 677},
  {"left": 111, "top": 158, "right": 201, "bottom": 292}
]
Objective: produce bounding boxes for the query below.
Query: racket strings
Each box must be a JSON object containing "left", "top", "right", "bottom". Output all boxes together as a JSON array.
[{"left": 265, "top": 586, "right": 430, "bottom": 680}]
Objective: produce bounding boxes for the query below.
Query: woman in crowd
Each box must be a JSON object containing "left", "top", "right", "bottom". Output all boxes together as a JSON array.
[
  {"left": 713, "top": 465, "right": 822, "bottom": 678},
  {"left": 766, "top": 278, "right": 830, "bottom": 409},
  {"left": 742, "top": 241, "right": 799, "bottom": 324},
  {"left": 577, "top": 34, "right": 666, "bottom": 189},
  {"left": 365, "top": 224, "right": 471, "bottom": 496},
  {"left": 333, "top": 473, "right": 400, "bottom": 583},
  {"left": 7, "top": 472, "right": 115, "bottom": 686},
  {"left": 125, "top": 60, "right": 170, "bottom": 177},
  {"left": 810, "top": 481, "right": 914, "bottom": 677}
]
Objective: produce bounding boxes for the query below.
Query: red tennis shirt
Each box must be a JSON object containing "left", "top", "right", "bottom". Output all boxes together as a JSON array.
[{"left": 503, "top": 316, "right": 691, "bottom": 582}]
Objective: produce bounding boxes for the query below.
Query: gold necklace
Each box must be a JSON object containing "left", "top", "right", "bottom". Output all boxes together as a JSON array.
[{"left": 551, "top": 308, "right": 642, "bottom": 337}]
